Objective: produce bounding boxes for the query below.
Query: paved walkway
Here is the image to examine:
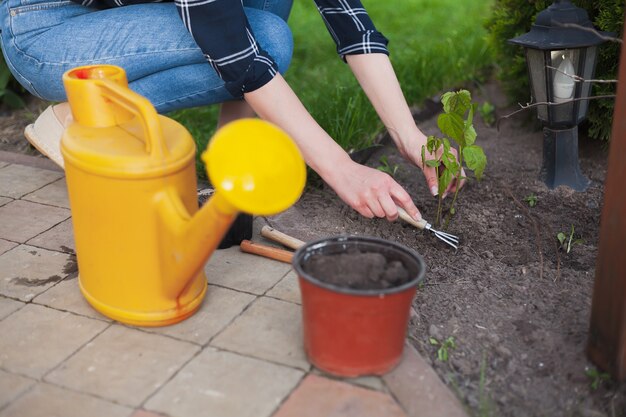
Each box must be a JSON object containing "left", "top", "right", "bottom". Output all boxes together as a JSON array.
[{"left": 0, "top": 151, "right": 468, "bottom": 417}]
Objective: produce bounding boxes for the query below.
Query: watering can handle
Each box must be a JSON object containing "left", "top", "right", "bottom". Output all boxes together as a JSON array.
[{"left": 95, "top": 79, "right": 168, "bottom": 160}]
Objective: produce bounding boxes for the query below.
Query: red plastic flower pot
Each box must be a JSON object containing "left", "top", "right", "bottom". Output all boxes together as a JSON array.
[{"left": 293, "top": 236, "right": 425, "bottom": 377}]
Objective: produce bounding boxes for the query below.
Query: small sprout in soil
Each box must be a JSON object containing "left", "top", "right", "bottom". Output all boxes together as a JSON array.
[
  {"left": 376, "top": 155, "right": 399, "bottom": 178},
  {"left": 585, "top": 367, "right": 611, "bottom": 390},
  {"left": 557, "top": 225, "right": 583, "bottom": 254},
  {"left": 429, "top": 336, "right": 456, "bottom": 362},
  {"left": 422, "top": 90, "right": 487, "bottom": 228},
  {"left": 524, "top": 193, "right": 538, "bottom": 208},
  {"left": 478, "top": 101, "right": 496, "bottom": 127}
]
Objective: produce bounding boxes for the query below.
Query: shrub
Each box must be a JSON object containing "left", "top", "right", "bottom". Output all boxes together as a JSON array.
[{"left": 485, "top": 0, "right": 624, "bottom": 141}]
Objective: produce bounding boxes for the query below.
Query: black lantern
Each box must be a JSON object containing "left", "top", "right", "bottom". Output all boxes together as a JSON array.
[{"left": 509, "top": 0, "right": 612, "bottom": 191}]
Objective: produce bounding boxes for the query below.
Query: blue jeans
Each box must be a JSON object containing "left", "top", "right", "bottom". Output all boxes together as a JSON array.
[{"left": 0, "top": 0, "right": 293, "bottom": 113}]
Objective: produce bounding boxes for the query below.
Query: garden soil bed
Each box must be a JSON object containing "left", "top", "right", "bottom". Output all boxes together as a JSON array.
[
  {"left": 268, "top": 82, "right": 625, "bottom": 416},
  {"left": 2, "top": 83, "right": 624, "bottom": 416}
]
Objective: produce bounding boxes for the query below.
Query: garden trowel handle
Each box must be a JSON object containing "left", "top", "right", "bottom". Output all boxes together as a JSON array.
[
  {"left": 240, "top": 240, "right": 293, "bottom": 263},
  {"left": 260, "top": 225, "right": 306, "bottom": 250},
  {"left": 396, "top": 206, "right": 428, "bottom": 230}
]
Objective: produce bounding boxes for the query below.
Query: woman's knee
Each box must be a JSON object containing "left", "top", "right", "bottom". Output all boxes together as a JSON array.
[{"left": 247, "top": 9, "right": 293, "bottom": 75}]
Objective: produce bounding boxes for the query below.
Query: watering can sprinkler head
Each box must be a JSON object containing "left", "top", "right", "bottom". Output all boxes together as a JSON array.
[{"left": 202, "top": 119, "right": 306, "bottom": 216}]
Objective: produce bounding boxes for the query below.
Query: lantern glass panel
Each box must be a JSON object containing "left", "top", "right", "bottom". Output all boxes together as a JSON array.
[
  {"left": 577, "top": 46, "right": 597, "bottom": 122},
  {"left": 527, "top": 48, "right": 548, "bottom": 121},
  {"left": 549, "top": 49, "right": 580, "bottom": 126}
]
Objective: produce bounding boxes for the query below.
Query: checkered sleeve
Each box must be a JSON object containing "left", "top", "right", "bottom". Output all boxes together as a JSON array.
[
  {"left": 72, "top": 0, "right": 279, "bottom": 97},
  {"left": 314, "top": 0, "right": 389, "bottom": 59}
]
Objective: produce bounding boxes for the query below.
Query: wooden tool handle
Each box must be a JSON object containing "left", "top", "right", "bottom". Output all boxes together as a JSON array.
[
  {"left": 397, "top": 206, "right": 428, "bottom": 230},
  {"left": 240, "top": 240, "right": 293, "bottom": 264},
  {"left": 260, "top": 225, "right": 306, "bottom": 250}
]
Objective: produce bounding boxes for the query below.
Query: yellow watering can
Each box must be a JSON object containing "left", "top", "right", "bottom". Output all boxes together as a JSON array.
[{"left": 61, "top": 65, "right": 306, "bottom": 327}]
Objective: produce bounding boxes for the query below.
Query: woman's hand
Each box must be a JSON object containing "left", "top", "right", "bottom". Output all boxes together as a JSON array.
[
  {"left": 324, "top": 158, "right": 421, "bottom": 221},
  {"left": 345, "top": 54, "right": 465, "bottom": 199},
  {"left": 396, "top": 136, "right": 466, "bottom": 199}
]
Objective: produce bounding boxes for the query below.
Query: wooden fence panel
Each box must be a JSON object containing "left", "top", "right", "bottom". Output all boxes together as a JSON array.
[{"left": 587, "top": 22, "right": 626, "bottom": 381}]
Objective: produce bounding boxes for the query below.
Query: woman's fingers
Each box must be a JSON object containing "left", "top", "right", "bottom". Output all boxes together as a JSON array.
[
  {"left": 421, "top": 164, "right": 440, "bottom": 197},
  {"left": 389, "top": 184, "right": 421, "bottom": 221}
]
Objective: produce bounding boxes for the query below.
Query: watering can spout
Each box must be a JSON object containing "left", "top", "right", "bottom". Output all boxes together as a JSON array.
[
  {"left": 155, "top": 189, "right": 237, "bottom": 299},
  {"left": 157, "top": 119, "right": 307, "bottom": 299},
  {"left": 62, "top": 64, "right": 305, "bottom": 326}
]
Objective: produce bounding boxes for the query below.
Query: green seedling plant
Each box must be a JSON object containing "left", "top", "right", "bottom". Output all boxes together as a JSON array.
[
  {"left": 585, "top": 367, "right": 611, "bottom": 390},
  {"left": 421, "top": 90, "right": 487, "bottom": 227},
  {"left": 557, "top": 225, "right": 583, "bottom": 254},
  {"left": 376, "top": 155, "right": 399, "bottom": 178},
  {"left": 524, "top": 194, "right": 538, "bottom": 208},
  {"left": 478, "top": 101, "right": 495, "bottom": 127},
  {"left": 429, "top": 336, "right": 456, "bottom": 362}
]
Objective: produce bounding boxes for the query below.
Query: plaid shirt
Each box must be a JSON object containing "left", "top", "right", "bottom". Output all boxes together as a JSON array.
[{"left": 74, "top": 0, "right": 389, "bottom": 97}]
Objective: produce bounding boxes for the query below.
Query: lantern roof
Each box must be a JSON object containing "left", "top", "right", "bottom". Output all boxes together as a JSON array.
[{"left": 509, "top": 0, "right": 613, "bottom": 50}]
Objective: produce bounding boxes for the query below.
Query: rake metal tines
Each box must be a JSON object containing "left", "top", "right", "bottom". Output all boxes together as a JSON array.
[
  {"left": 423, "top": 222, "right": 460, "bottom": 250},
  {"left": 396, "top": 207, "right": 460, "bottom": 250}
]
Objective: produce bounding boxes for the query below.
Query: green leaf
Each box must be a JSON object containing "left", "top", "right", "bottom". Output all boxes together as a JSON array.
[
  {"left": 461, "top": 105, "right": 476, "bottom": 147},
  {"left": 441, "top": 90, "right": 472, "bottom": 116},
  {"left": 441, "top": 147, "right": 459, "bottom": 174},
  {"left": 429, "top": 337, "right": 439, "bottom": 346},
  {"left": 427, "top": 135, "right": 442, "bottom": 154},
  {"left": 464, "top": 123, "right": 477, "bottom": 147},
  {"left": 439, "top": 168, "right": 453, "bottom": 196},
  {"left": 438, "top": 113, "right": 465, "bottom": 143},
  {"left": 557, "top": 233, "right": 566, "bottom": 245},
  {"left": 425, "top": 159, "right": 440, "bottom": 168},
  {"left": 463, "top": 145, "right": 487, "bottom": 180},
  {"left": 445, "top": 337, "right": 456, "bottom": 349}
]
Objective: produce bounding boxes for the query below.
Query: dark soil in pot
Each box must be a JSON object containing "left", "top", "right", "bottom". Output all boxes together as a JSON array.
[{"left": 302, "top": 248, "right": 411, "bottom": 290}]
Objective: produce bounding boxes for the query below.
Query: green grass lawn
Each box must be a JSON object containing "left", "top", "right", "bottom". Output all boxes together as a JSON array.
[{"left": 170, "top": 0, "right": 494, "bottom": 176}]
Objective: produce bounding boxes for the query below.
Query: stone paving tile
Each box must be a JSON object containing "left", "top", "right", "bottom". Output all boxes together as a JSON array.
[
  {"left": 0, "top": 304, "right": 108, "bottom": 379},
  {"left": 0, "top": 239, "right": 17, "bottom": 256},
  {"left": 206, "top": 246, "right": 291, "bottom": 295},
  {"left": 273, "top": 374, "right": 408, "bottom": 417},
  {"left": 0, "top": 197, "right": 11, "bottom": 207},
  {"left": 0, "top": 162, "right": 7, "bottom": 169},
  {"left": 0, "top": 383, "right": 132, "bottom": 417},
  {"left": 46, "top": 324, "right": 199, "bottom": 407},
  {"left": 211, "top": 296, "right": 309, "bottom": 370},
  {"left": 266, "top": 270, "right": 300, "bottom": 304},
  {"left": 145, "top": 347, "right": 303, "bottom": 417},
  {"left": 27, "top": 218, "right": 75, "bottom": 254},
  {"left": 0, "top": 296, "right": 24, "bottom": 321},
  {"left": 22, "top": 178, "right": 69, "bottom": 209},
  {"left": 0, "top": 369, "right": 35, "bottom": 410},
  {"left": 383, "top": 344, "right": 468, "bottom": 417},
  {"left": 32, "top": 278, "right": 110, "bottom": 321},
  {"left": 145, "top": 285, "right": 255, "bottom": 345},
  {"left": 0, "top": 200, "right": 69, "bottom": 243},
  {"left": 0, "top": 245, "right": 73, "bottom": 301},
  {"left": 0, "top": 164, "right": 63, "bottom": 199}
]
